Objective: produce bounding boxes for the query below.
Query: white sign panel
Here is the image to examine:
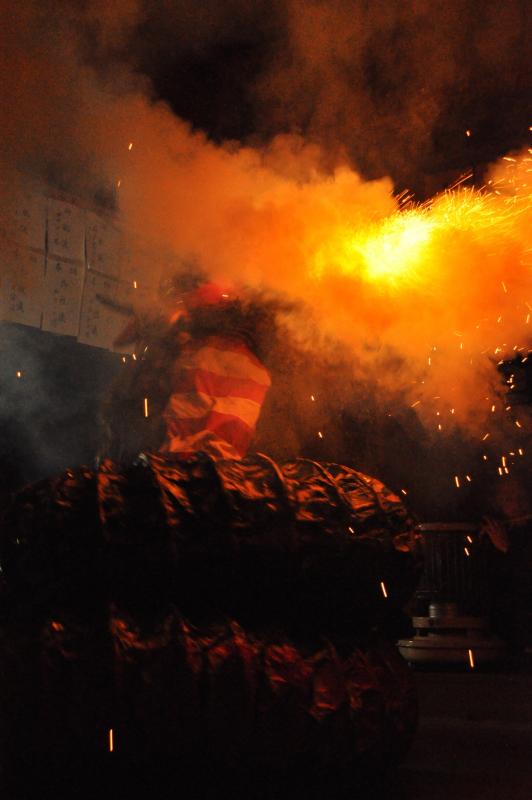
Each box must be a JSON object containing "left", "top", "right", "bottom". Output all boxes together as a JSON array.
[
  {"left": 85, "top": 211, "right": 123, "bottom": 278},
  {"left": 0, "top": 189, "right": 46, "bottom": 250},
  {"left": 47, "top": 198, "right": 86, "bottom": 261},
  {"left": 0, "top": 244, "right": 45, "bottom": 328},
  {"left": 41, "top": 256, "right": 84, "bottom": 337},
  {"left": 78, "top": 270, "right": 130, "bottom": 350}
]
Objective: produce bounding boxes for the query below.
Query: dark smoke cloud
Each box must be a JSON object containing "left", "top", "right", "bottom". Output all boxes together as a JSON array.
[
  {"left": 253, "top": 0, "right": 530, "bottom": 189},
  {"left": 2, "top": 1, "right": 529, "bottom": 194},
  {"left": 94, "top": 0, "right": 531, "bottom": 192}
]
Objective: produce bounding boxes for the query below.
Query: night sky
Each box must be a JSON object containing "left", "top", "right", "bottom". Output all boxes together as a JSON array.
[{"left": 117, "top": 0, "right": 531, "bottom": 194}]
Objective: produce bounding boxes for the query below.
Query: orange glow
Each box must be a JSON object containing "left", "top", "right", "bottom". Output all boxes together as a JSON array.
[
  {"left": 109, "top": 728, "right": 114, "bottom": 752},
  {"left": 380, "top": 581, "right": 388, "bottom": 598},
  {"left": 468, "top": 649, "right": 475, "bottom": 668},
  {"left": 330, "top": 212, "right": 433, "bottom": 287},
  {"left": 144, "top": 397, "right": 149, "bottom": 418}
]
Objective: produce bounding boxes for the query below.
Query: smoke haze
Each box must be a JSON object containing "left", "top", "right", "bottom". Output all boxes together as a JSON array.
[{"left": 0, "top": 1, "right": 530, "bottom": 503}]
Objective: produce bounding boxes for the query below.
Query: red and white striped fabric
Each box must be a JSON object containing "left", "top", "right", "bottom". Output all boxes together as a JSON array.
[{"left": 160, "top": 334, "right": 271, "bottom": 460}]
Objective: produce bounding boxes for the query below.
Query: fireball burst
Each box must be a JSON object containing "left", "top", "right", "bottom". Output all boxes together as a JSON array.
[{"left": 304, "top": 152, "right": 531, "bottom": 450}]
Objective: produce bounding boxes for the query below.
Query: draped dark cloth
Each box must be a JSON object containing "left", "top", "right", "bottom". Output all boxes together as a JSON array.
[{"left": 0, "top": 453, "right": 422, "bottom": 796}]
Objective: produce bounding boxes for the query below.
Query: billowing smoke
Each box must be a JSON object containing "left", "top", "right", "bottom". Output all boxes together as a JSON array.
[{"left": 0, "top": 1, "right": 530, "bottom": 511}]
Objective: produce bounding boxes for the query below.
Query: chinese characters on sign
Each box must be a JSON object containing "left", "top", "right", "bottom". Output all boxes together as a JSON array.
[
  {"left": 41, "top": 257, "right": 84, "bottom": 337},
  {"left": 0, "top": 188, "right": 158, "bottom": 350}
]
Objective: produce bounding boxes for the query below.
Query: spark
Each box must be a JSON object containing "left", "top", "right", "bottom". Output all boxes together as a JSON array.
[
  {"left": 318, "top": 431, "right": 323, "bottom": 438},
  {"left": 144, "top": 397, "right": 149, "bottom": 418},
  {"left": 501, "top": 281, "right": 507, "bottom": 293},
  {"left": 117, "top": 179, "right": 121, "bottom": 188},
  {"left": 348, "top": 526, "right": 355, "bottom": 534},
  {"left": 465, "top": 130, "right": 471, "bottom": 137},
  {"left": 464, "top": 547, "right": 470, "bottom": 557},
  {"left": 410, "top": 400, "right": 421, "bottom": 407},
  {"left": 468, "top": 649, "right": 475, "bottom": 669},
  {"left": 482, "top": 454, "right": 488, "bottom": 461},
  {"left": 448, "top": 171, "right": 474, "bottom": 190},
  {"left": 518, "top": 448, "right": 524, "bottom": 456},
  {"left": 109, "top": 729, "right": 114, "bottom": 752},
  {"left": 133, "top": 280, "right": 137, "bottom": 289},
  {"left": 466, "top": 535, "right": 473, "bottom": 543},
  {"left": 502, "top": 456, "right": 507, "bottom": 467},
  {"left": 128, "top": 142, "right": 133, "bottom": 151},
  {"left": 401, "top": 489, "right": 408, "bottom": 495},
  {"left": 454, "top": 476, "right": 460, "bottom": 488},
  {"left": 132, "top": 353, "right": 137, "bottom": 361},
  {"left": 16, "top": 370, "right": 22, "bottom": 378},
  {"left": 482, "top": 433, "right": 490, "bottom": 441},
  {"left": 491, "top": 404, "right": 496, "bottom": 412},
  {"left": 310, "top": 395, "right": 316, "bottom": 401},
  {"left": 380, "top": 581, "right": 388, "bottom": 598},
  {"left": 466, "top": 475, "right": 472, "bottom": 482},
  {"left": 515, "top": 420, "right": 522, "bottom": 428}
]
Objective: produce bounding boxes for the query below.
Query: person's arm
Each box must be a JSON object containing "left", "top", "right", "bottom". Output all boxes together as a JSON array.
[{"left": 480, "top": 516, "right": 510, "bottom": 553}]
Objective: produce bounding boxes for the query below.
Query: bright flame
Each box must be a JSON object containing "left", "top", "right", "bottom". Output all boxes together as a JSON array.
[
  {"left": 350, "top": 213, "right": 433, "bottom": 285},
  {"left": 315, "top": 211, "right": 434, "bottom": 288}
]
